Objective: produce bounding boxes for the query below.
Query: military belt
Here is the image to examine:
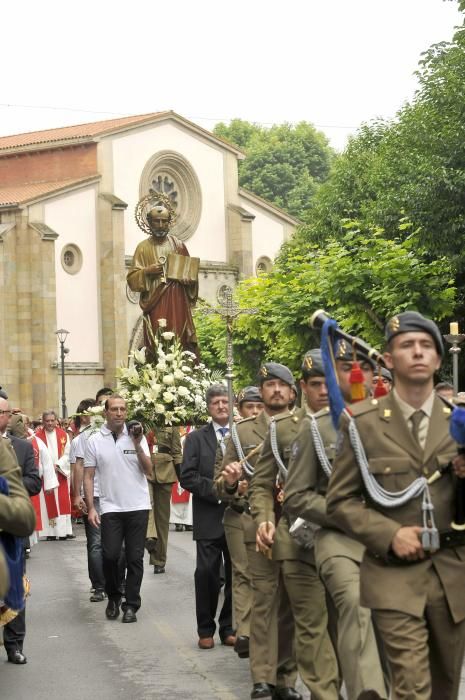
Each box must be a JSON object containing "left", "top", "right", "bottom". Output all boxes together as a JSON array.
[{"left": 383, "top": 529, "right": 465, "bottom": 566}]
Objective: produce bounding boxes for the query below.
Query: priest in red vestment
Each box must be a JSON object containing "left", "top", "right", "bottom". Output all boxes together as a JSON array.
[{"left": 35, "top": 411, "right": 72, "bottom": 540}]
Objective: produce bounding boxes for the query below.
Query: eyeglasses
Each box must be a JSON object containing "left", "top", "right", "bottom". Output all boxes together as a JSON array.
[{"left": 0, "top": 410, "right": 12, "bottom": 415}]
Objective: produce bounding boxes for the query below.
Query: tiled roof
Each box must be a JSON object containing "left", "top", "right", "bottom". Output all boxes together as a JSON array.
[
  {"left": 0, "top": 113, "right": 168, "bottom": 152},
  {"left": 0, "top": 176, "right": 100, "bottom": 207},
  {"left": 0, "top": 111, "right": 244, "bottom": 156}
]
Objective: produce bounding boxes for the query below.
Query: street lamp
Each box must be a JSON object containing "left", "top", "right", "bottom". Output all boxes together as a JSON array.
[{"left": 55, "top": 328, "right": 69, "bottom": 419}]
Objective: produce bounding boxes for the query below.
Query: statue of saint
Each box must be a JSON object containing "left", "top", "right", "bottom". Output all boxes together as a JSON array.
[{"left": 127, "top": 193, "right": 199, "bottom": 358}]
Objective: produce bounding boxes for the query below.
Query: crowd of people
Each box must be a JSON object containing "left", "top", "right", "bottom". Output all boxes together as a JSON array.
[{"left": 1, "top": 310, "right": 465, "bottom": 700}]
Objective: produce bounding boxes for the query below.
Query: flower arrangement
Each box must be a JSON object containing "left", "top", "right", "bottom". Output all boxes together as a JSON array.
[{"left": 116, "top": 319, "right": 214, "bottom": 429}]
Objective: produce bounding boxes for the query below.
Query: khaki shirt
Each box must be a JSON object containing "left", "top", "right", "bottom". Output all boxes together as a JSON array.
[
  {"left": 0, "top": 436, "right": 36, "bottom": 537},
  {"left": 249, "top": 407, "right": 313, "bottom": 563},
  {"left": 284, "top": 408, "right": 364, "bottom": 568},
  {"left": 326, "top": 392, "right": 465, "bottom": 622},
  {"left": 148, "top": 426, "right": 182, "bottom": 484},
  {"left": 213, "top": 410, "right": 269, "bottom": 543}
]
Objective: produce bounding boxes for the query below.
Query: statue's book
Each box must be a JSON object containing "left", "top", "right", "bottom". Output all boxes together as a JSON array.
[{"left": 166, "top": 253, "right": 200, "bottom": 282}]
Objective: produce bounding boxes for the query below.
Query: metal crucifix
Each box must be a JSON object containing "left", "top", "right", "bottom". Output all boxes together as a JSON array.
[{"left": 201, "top": 287, "right": 258, "bottom": 428}]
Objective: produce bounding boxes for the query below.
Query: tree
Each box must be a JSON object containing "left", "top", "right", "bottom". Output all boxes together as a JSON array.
[
  {"left": 213, "top": 119, "right": 334, "bottom": 219},
  {"left": 195, "top": 220, "right": 456, "bottom": 386}
]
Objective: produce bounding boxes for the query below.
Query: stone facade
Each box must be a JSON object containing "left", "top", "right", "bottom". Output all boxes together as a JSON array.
[{"left": 0, "top": 112, "right": 297, "bottom": 417}]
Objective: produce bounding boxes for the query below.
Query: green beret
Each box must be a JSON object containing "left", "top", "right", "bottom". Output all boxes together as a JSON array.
[
  {"left": 385, "top": 311, "right": 443, "bottom": 355},
  {"left": 257, "top": 362, "right": 294, "bottom": 388},
  {"left": 301, "top": 349, "right": 325, "bottom": 378},
  {"left": 236, "top": 386, "right": 262, "bottom": 405}
]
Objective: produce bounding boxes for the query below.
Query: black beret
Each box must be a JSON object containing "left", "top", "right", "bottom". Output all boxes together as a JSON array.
[
  {"left": 257, "top": 362, "right": 294, "bottom": 388},
  {"left": 301, "top": 349, "right": 325, "bottom": 377},
  {"left": 334, "top": 339, "right": 376, "bottom": 369},
  {"left": 380, "top": 367, "right": 393, "bottom": 382},
  {"left": 236, "top": 386, "right": 262, "bottom": 405},
  {"left": 385, "top": 311, "right": 443, "bottom": 355}
]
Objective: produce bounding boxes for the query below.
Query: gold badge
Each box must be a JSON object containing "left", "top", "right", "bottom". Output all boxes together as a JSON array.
[
  {"left": 259, "top": 365, "right": 268, "bottom": 377},
  {"left": 238, "top": 391, "right": 245, "bottom": 402},
  {"left": 304, "top": 355, "right": 313, "bottom": 370},
  {"left": 388, "top": 316, "right": 400, "bottom": 332},
  {"left": 383, "top": 409, "right": 391, "bottom": 417},
  {"left": 443, "top": 407, "right": 451, "bottom": 415},
  {"left": 337, "top": 340, "right": 347, "bottom": 358}
]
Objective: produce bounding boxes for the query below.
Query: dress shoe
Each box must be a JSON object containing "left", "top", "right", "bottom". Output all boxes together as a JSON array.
[
  {"left": 221, "top": 634, "right": 236, "bottom": 646},
  {"left": 66, "top": 534, "right": 76, "bottom": 539},
  {"left": 273, "top": 688, "right": 303, "bottom": 700},
  {"left": 7, "top": 649, "right": 27, "bottom": 665},
  {"left": 89, "top": 589, "right": 106, "bottom": 602},
  {"left": 105, "top": 598, "right": 121, "bottom": 620},
  {"left": 58, "top": 536, "right": 67, "bottom": 540},
  {"left": 122, "top": 607, "right": 137, "bottom": 623},
  {"left": 198, "top": 636, "right": 214, "bottom": 649},
  {"left": 153, "top": 564, "right": 165, "bottom": 574},
  {"left": 251, "top": 684, "right": 274, "bottom": 699},
  {"left": 234, "top": 635, "right": 249, "bottom": 658},
  {"left": 357, "top": 692, "right": 386, "bottom": 700},
  {"left": 46, "top": 536, "right": 57, "bottom": 541}
]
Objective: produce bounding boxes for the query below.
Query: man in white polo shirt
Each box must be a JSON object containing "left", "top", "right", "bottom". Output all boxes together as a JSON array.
[{"left": 84, "top": 395, "right": 152, "bottom": 623}]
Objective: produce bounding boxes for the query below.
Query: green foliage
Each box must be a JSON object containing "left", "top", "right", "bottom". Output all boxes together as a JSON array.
[
  {"left": 195, "top": 221, "right": 456, "bottom": 385},
  {"left": 213, "top": 119, "right": 334, "bottom": 219},
  {"left": 302, "top": 25, "right": 465, "bottom": 278}
]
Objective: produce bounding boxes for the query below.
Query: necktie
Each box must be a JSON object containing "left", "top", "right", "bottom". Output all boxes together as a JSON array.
[
  {"left": 112, "top": 431, "right": 118, "bottom": 443},
  {"left": 410, "top": 410, "right": 425, "bottom": 447},
  {"left": 218, "top": 427, "right": 228, "bottom": 455}
]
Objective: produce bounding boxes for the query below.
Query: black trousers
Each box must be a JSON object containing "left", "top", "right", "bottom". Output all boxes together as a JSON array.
[
  {"left": 195, "top": 534, "right": 233, "bottom": 639},
  {"left": 101, "top": 510, "right": 149, "bottom": 611},
  {"left": 3, "top": 547, "right": 26, "bottom": 655}
]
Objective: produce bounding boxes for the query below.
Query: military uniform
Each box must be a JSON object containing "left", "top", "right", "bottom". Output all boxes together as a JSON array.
[
  {"left": 284, "top": 408, "right": 387, "bottom": 699},
  {"left": 249, "top": 407, "right": 339, "bottom": 699},
  {"left": 0, "top": 437, "right": 35, "bottom": 601},
  {"left": 146, "top": 427, "right": 182, "bottom": 569},
  {"left": 213, "top": 409, "right": 269, "bottom": 644},
  {"left": 327, "top": 389, "right": 465, "bottom": 700}
]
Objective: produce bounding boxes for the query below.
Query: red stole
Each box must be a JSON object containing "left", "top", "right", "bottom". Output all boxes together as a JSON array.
[
  {"left": 29, "top": 436, "right": 42, "bottom": 530},
  {"left": 35, "top": 427, "right": 71, "bottom": 518}
]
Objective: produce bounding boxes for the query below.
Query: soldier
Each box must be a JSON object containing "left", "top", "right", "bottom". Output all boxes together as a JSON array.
[
  {"left": 146, "top": 426, "right": 183, "bottom": 574},
  {"left": 212, "top": 386, "right": 264, "bottom": 661},
  {"left": 326, "top": 311, "right": 465, "bottom": 700},
  {"left": 248, "top": 360, "right": 339, "bottom": 700},
  {"left": 284, "top": 346, "right": 388, "bottom": 700}
]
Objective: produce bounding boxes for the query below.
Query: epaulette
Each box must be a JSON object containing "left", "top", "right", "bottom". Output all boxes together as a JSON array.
[
  {"left": 236, "top": 415, "right": 256, "bottom": 425},
  {"left": 312, "top": 406, "right": 331, "bottom": 421},
  {"left": 350, "top": 396, "right": 380, "bottom": 418},
  {"left": 272, "top": 411, "right": 295, "bottom": 425}
]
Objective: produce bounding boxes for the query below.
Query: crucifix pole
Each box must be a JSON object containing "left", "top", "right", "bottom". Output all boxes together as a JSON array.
[{"left": 201, "top": 288, "right": 258, "bottom": 428}]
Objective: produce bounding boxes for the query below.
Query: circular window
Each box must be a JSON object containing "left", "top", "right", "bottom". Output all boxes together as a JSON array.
[
  {"left": 255, "top": 256, "right": 273, "bottom": 276},
  {"left": 61, "top": 244, "right": 82, "bottom": 275},
  {"left": 140, "top": 151, "right": 202, "bottom": 241}
]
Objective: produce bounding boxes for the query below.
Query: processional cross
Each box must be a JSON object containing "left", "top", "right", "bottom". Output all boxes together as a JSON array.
[{"left": 201, "top": 288, "right": 258, "bottom": 427}]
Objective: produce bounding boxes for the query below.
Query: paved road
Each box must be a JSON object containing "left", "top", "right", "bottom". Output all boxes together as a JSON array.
[
  {"left": 1, "top": 525, "right": 255, "bottom": 700},
  {"left": 2, "top": 525, "right": 465, "bottom": 699}
]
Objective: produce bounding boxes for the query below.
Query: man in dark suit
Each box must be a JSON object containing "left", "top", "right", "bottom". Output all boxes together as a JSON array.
[
  {"left": 3, "top": 409, "right": 41, "bottom": 664},
  {"left": 180, "top": 384, "right": 234, "bottom": 650}
]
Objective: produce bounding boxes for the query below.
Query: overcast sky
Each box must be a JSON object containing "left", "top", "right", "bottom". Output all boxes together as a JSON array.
[{"left": 1, "top": 0, "right": 462, "bottom": 150}]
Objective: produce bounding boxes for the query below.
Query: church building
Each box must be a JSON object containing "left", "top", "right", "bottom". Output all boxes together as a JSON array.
[{"left": 0, "top": 112, "right": 298, "bottom": 416}]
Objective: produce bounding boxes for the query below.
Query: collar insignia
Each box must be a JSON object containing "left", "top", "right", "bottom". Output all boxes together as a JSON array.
[
  {"left": 383, "top": 409, "right": 391, "bottom": 417},
  {"left": 443, "top": 406, "right": 451, "bottom": 414}
]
